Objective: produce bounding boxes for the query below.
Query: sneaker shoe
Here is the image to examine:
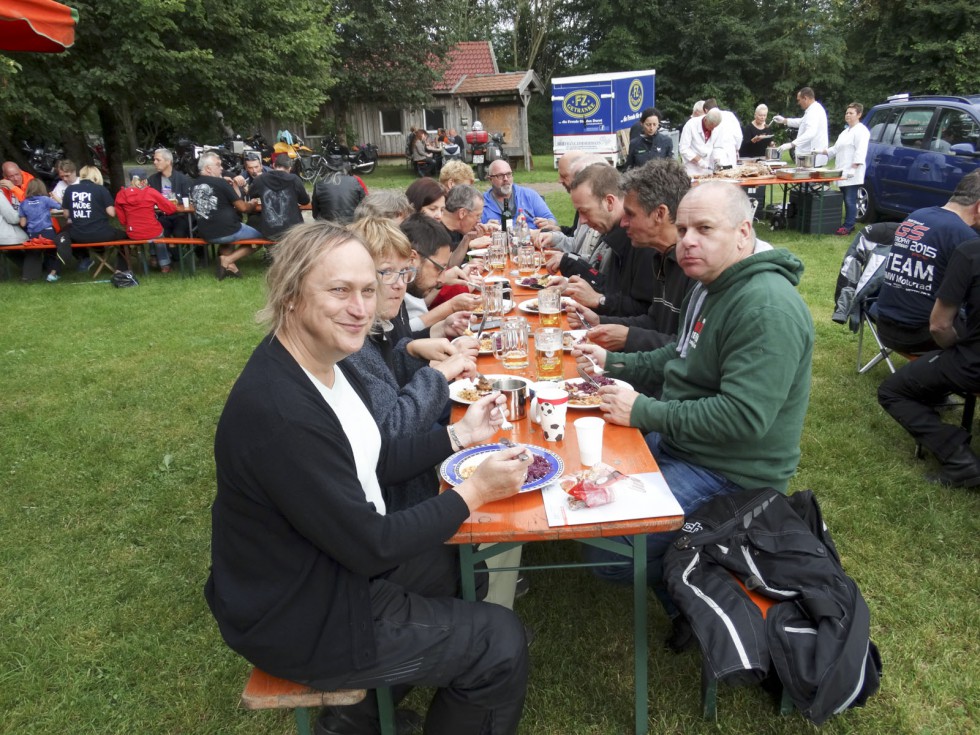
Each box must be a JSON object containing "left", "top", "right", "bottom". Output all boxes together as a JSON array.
[
  {"left": 46, "top": 273, "right": 60, "bottom": 282},
  {"left": 160, "top": 265, "right": 172, "bottom": 274},
  {"left": 835, "top": 227, "right": 852, "bottom": 236},
  {"left": 77, "top": 257, "right": 93, "bottom": 272}
]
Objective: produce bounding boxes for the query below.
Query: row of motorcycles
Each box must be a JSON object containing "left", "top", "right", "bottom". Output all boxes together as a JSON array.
[
  {"left": 166, "top": 131, "right": 379, "bottom": 181},
  {"left": 21, "top": 139, "right": 107, "bottom": 188}
]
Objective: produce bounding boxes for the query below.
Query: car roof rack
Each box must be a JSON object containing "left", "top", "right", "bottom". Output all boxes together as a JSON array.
[{"left": 885, "top": 93, "right": 978, "bottom": 105}]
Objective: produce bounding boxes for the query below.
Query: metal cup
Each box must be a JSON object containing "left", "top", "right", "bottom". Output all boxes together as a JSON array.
[{"left": 492, "top": 378, "right": 528, "bottom": 421}]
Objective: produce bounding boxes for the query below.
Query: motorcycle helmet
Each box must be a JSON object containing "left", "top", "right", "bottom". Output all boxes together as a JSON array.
[{"left": 472, "top": 121, "right": 484, "bottom": 131}]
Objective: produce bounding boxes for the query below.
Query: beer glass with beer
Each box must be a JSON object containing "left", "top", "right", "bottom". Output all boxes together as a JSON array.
[
  {"left": 538, "top": 287, "right": 562, "bottom": 328},
  {"left": 534, "top": 327, "right": 564, "bottom": 381},
  {"left": 493, "top": 317, "right": 530, "bottom": 369},
  {"left": 517, "top": 244, "right": 536, "bottom": 276}
]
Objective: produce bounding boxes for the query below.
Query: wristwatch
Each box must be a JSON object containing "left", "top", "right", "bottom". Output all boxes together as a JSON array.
[{"left": 597, "top": 295, "right": 606, "bottom": 308}]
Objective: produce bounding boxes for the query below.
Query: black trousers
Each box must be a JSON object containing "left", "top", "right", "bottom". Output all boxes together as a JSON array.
[
  {"left": 876, "top": 314, "right": 940, "bottom": 354},
  {"left": 878, "top": 348, "right": 980, "bottom": 461},
  {"left": 299, "top": 545, "right": 528, "bottom": 735}
]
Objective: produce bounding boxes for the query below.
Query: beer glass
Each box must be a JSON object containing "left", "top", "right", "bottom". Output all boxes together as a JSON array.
[
  {"left": 538, "top": 287, "right": 562, "bottom": 328},
  {"left": 534, "top": 327, "right": 564, "bottom": 381},
  {"left": 493, "top": 317, "right": 530, "bottom": 369},
  {"left": 517, "top": 244, "right": 536, "bottom": 276}
]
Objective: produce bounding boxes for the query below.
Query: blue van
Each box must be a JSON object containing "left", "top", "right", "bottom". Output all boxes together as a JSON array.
[{"left": 860, "top": 94, "right": 980, "bottom": 222}]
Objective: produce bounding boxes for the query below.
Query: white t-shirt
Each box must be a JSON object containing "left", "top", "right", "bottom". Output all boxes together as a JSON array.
[{"left": 303, "top": 365, "right": 386, "bottom": 515}]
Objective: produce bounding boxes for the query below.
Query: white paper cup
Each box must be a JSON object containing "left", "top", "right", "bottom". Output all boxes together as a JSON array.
[
  {"left": 574, "top": 416, "right": 605, "bottom": 467},
  {"left": 181, "top": 197, "right": 190, "bottom": 207}
]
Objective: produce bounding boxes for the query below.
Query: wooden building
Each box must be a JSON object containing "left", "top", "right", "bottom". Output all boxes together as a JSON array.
[{"left": 334, "top": 42, "right": 544, "bottom": 169}]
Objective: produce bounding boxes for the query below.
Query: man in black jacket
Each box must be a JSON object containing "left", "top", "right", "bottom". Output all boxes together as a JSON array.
[
  {"left": 567, "top": 159, "right": 694, "bottom": 352},
  {"left": 248, "top": 154, "right": 310, "bottom": 241},
  {"left": 555, "top": 162, "right": 654, "bottom": 318},
  {"left": 311, "top": 155, "right": 366, "bottom": 224},
  {"left": 148, "top": 147, "right": 192, "bottom": 236}
]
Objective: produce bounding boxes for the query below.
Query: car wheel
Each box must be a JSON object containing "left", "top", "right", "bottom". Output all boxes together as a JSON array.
[{"left": 857, "top": 186, "right": 878, "bottom": 224}]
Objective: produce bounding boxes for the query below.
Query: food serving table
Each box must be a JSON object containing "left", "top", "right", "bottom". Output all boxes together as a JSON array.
[
  {"left": 444, "top": 274, "right": 683, "bottom": 734},
  {"left": 696, "top": 172, "right": 844, "bottom": 233}
]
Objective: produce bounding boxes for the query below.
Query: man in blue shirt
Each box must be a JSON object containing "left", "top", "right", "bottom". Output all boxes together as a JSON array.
[
  {"left": 480, "top": 159, "right": 556, "bottom": 231},
  {"left": 875, "top": 171, "right": 980, "bottom": 353}
]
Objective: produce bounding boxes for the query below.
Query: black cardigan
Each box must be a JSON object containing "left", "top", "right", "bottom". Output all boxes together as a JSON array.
[{"left": 205, "top": 336, "right": 469, "bottom": 681}]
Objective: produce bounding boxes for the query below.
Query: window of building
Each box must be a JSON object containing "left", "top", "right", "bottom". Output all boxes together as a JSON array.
[
  {"left": 424, "top": 108, "right": 445, "bottom": 131},
  {"left": 380, "top": 109, "right": 402, "bottom": 135}
]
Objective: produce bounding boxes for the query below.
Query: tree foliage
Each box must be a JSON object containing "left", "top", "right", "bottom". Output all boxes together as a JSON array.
[{"left": 1, "top": 0, "right": 336, "bottom": 187}]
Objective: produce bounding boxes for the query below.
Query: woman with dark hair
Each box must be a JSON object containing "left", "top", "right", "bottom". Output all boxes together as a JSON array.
[
  {"left": 410, "top": 129, "right": 442, "bottom": 176},
  {"left": 405, "top": 177, "right": 446, "bottom": 222}
]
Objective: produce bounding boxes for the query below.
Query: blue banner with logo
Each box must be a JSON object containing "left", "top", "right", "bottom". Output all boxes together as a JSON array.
[{"left": 551, "top": 71, "right": 656, "bottom": 136}]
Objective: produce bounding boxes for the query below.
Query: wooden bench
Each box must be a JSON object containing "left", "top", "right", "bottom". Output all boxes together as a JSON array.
[
  {"left": 700, "top": 576, "right": 794, "bottom": 720},
  {"left": 240, "top": 667, "right": 396, "bottom": 735},
  {"left": 0, "top": 236, "right": 275, "bottom": 280}
]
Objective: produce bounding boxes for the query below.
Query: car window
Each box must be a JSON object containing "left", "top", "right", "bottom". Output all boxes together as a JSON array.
[
  {"left": 867, "top": 107, "right": 899, "bottom": 144},
  {"left": 929, "top": 108, "right": 979, "bottom": 153},
  {"left": 893, "top": 108, "right": 934, "bottom": 149}
]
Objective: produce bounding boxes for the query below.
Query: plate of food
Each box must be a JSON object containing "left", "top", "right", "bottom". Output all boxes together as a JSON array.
[
  {"left": 449, "top": 374, "right": 533, "bottom": 405},
  {"left": 470, "top": 299, "right": 515, "bottom": 317},
  {"left": 440, "top": 443, "right": 564, "bottom": 492},
  {"left": 518, "top": 297, "right": 576, "bottom": 314},
  {"left": 562, "top": 376, "right": 633, "bottom": 408},
  {"left": 562, "top": 329, "right": 587, "bottom": 350},
  {"left": 516, "top": 274, "right": 554, "bottom": 290}
]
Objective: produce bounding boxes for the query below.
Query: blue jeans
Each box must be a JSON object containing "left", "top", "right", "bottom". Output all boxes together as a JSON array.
[
  {"left": 582, "top": 432, "right": 743, "bottom": 617},
  {"left": 842, "top": 185, "right": 858, "bottom": 231},
  {"left": 210, "top": 223, "right": 263, "bottom": 245}
]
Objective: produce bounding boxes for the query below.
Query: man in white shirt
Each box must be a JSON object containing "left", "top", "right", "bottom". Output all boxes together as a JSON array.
[{"left": 774, "top": 86, "right": 829, "bottom": 166}]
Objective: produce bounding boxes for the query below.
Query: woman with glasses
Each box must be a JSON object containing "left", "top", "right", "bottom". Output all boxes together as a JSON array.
[{"left": 342, "top": 217, "right": 479, "bottom": 509}]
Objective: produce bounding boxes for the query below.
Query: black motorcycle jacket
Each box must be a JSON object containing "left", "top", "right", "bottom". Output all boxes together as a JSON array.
[{"left": 311, "top": 172, "right": 365, "bottom": 225}]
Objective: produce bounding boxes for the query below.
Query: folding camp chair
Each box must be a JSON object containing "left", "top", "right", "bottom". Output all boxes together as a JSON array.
[{"left": 831, "top": 222, "right": 900, "bottom": 374}]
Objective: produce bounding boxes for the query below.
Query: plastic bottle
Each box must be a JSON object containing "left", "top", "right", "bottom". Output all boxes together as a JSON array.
[{"left": 516, "top": 208, "right": 530, "bottom": 247}]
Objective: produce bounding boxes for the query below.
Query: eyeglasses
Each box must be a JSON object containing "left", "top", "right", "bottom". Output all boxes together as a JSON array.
[
  {"left": 423, "top": 255, "right": 448, "bottom": 273},
  {"left": 489, "top": 171, "right": 513, "bottom": 180},
  {"left": 377, "top": 267, "right": 417, "bottom": 284},
  {"left": 244, "top": 152, "right": 262, "bottom": 161}
]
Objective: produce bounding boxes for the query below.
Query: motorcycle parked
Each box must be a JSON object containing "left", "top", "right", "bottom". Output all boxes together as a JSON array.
[
  {"left": 134, "top": 145, "right": 157, "bottom": 165},
  {"left": 88, "top": 136, "right": 108, "bottom": 171},
  {"left": 244, "top": 131, "right": 273, "bottom": 164},
  {"left": 22, "top": 140, "right": 62, "bottom": 188},
  {"left": 466, "top": 129, "right": 506, "bottom": 181},
  {"left": 175, "top": 137, "right": 242, "bottom": 177},
  {"left": 323, "top": 136, "right": 379, "bottom": 176}
]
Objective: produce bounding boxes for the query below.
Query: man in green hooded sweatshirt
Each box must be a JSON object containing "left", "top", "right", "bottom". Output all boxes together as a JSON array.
[{"left": 573, "top": 182, "right": 815, "bottom": 650}]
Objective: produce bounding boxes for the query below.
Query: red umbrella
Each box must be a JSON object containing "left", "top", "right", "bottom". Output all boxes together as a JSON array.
[{"left": 0, "top": 0, "right": 78, "bottom": 53}]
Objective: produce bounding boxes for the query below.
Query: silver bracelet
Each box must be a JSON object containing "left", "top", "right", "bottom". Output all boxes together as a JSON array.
[{"left": 447, "top": 423, "right": 464, "bottom": 451}]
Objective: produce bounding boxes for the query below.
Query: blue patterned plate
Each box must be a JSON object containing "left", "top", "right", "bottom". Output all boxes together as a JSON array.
[{"left": 440, "top": 443, "right": 564, "bottom": 493}]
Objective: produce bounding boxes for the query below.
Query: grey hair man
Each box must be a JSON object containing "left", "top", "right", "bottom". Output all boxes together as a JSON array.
[
  {"left": 189, "top": 151, "right": 262, "bottom": 278},
  {"left": 443, "top": 184, "right": 495, "bottom": 266},
  {"left": 148, "top": 148, "right": 193, "bottom": 237}
]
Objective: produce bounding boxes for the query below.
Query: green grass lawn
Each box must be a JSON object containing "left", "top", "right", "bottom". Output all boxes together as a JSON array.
[{"left": 1, "top": 179, "right": 978, "bottom": 734}]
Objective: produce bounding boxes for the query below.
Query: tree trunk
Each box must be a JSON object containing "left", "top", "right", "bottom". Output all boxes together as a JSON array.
[
  {"left": 98, "top": 103, "right": 126, "bottom": 194},
  {"left": 333, "top": 98, "right": 349, "bottom": 146}
]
